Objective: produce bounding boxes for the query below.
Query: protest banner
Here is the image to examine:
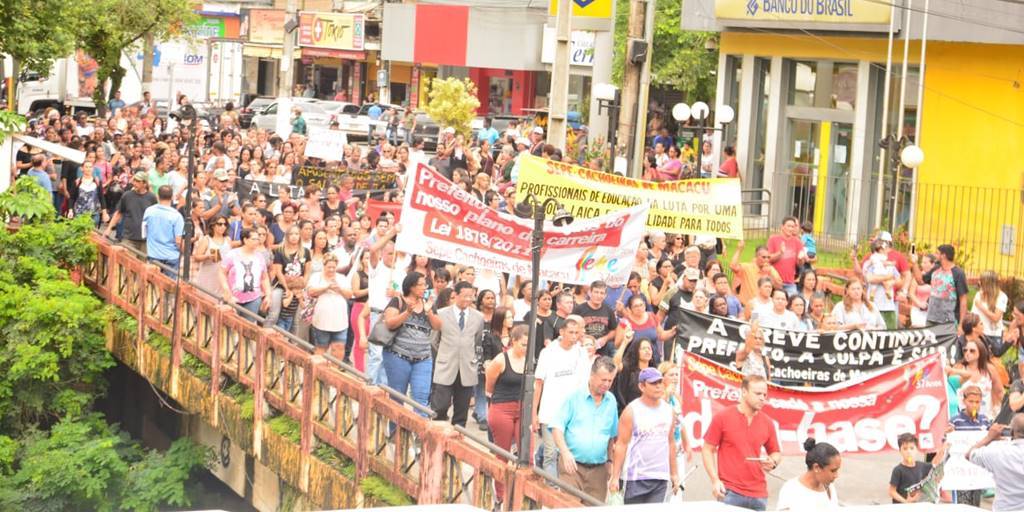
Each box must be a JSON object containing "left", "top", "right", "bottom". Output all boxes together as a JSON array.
[
  {"left": 681, "top": 352, "right": 949, "bottom": 455},
  {"left": 366, "top": 198, "right": 401, "bottom": 223},
  {"left": 515, "top": 154, "right": 743, "bottom": 239},
  {"left": 293, "top": 166, "right": 397, "bottom": 192},
  {"left": 674, "top": 310, "right": 958, "bottom": 387},
  {"left": 305, "top": 129, "right": 348, "bottom": 161},
  {"left": 941, "top": 430, "right": 997, "bottom": 491},
  {"left": 236, "top": 178, "right": 304, "bottom": 202},
  {"left": 396, "top": 163, "right": 650, "bottom": 286}
]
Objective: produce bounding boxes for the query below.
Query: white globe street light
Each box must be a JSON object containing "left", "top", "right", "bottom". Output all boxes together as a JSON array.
[
  {"left": 900, "top": 145, "right": 924, "bottom": 168},
  {"left": 716, "top": 104, "right": 735, "bottom": 125},
  {"left": 671, "top": 103, "right": 691, "bottom": 122},
  {"left": 691, "top": 101, "right": 710, "bottom": 120}
]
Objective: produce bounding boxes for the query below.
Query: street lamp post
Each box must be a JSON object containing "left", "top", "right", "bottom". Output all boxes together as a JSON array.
[
  {"left": 879, "top": 134, "right": 924, "bottom": 231},
  {"left": 513, "top": 194, "right": 573, "bottom": 467},
  {"left": 672, "top": 102, "right": 735, "bottom": 177},
  {"left": 172, "top": 104, "right": 200, "bottom": 281},
  {"left": 594, "top": 83, "right": 621, "bottom": 170}
]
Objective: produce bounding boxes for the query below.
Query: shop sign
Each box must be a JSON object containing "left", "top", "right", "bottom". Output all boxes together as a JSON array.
[
  {"left": 715, "top": 0, "right": 892, "bottom": 25},
  {"left": 549, "top": 0, "right": 612, "bottom": 19},
  {"left": 189, "top": 18, "right": 226, "bottom": 39},
  {"left": 298, "top": 12, "right": 365, "bottom": 51},
  {"left": 243, "top": 9, "right": 285, "bottom": 45},
  {"left": 541, "top": 27, "right": 595, "bottom": 67}
]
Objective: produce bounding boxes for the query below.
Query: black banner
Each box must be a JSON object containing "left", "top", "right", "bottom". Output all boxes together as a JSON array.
[
  {"left": 674, "top": 310, "right": 958, "bottom": 387},
  {"left": 236, "top": 179, "right": 304, "bottom": 202},
  {"left": 293, "top": 166, "right": 397, "bottom": 192}
]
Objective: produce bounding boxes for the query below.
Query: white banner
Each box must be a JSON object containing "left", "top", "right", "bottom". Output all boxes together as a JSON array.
[
  {"left": 940, "top": 430, "right": 997, "bottom": 491},
  {"left": 396, "top": 163, "right": 650, "bottom": 286},
  {"left": 305, "top": 128, "right": 348, "bottom": 161}
]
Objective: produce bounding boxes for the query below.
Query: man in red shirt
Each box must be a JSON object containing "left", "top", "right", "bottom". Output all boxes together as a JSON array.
[
  {"left": 767, "top": 217, "right": 805, "bottom": 297},
  {"left": 701, "top": 374, "right": 781, "bottom": 511}
]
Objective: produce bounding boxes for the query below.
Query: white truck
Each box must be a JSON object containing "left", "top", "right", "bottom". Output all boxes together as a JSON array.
[{"left": 14, "top": 39, "right": 244, "bottom": 115}]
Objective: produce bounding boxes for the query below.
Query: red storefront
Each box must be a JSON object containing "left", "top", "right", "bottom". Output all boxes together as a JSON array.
[{"left": 468, "top": 68, "right": 537, "bottom": 116}]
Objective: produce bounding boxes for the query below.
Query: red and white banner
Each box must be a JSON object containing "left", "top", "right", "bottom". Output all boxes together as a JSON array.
[
  {"left": 681, "top": 352, "right": 948, "bottom": 455},
  {"left": 396, "top": 163, "right": 650, "bottom": 286},
  {"left": 366, "top": 198, "right": 402, "bottom": 224}
]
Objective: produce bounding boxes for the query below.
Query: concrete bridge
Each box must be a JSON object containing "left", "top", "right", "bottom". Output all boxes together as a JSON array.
[{"left": 83, "top": 233, "right": 592, "bottom": 512}]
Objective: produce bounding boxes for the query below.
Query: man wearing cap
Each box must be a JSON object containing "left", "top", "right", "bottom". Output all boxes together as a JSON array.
[
  {"left": 143, "top": 185, "right": 184, "bottom": 278},
  {"left": 201, "top": 169, "right": 241, "bottom": 222},
  {"left": 104, "top": 171, "right": 157, "bottom": 254},
  {"left": 529, "top": 126, "right": 545, "bottom": 157},
  {"left": 702, "top": 374, "right": 780, "bottom": 510},
  {"left": 658, "top": 267, "right": 700, "bottom": 331},
  {"left": 551, "top": 356, "right": 619, "bottom": 502},
  {"left": 857, "top": 230, "right": 911, "bottom": 304},
  {"left": 609, "top": 366, "right": 679, "bottom": 504}
]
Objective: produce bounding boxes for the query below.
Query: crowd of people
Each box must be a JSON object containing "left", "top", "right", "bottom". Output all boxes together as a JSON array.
[{"left": 10, "top": 91, "right": 1024, "bottom": 510}]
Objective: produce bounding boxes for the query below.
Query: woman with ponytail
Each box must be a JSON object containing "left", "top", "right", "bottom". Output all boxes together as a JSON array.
[{"left": 776, "top": 438, "right": 841, "bottom": 509}]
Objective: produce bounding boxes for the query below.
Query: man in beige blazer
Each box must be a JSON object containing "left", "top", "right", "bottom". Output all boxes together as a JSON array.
[{"left": 431, "top": 281, "right": 486, "bottom": 426}]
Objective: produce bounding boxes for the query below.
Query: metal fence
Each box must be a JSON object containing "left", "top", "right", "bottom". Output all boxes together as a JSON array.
[{"left": 744, "top": 172, "right": 1023, "bottom": 277}]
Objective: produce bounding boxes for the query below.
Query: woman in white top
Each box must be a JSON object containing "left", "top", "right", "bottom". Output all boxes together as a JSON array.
[
  {"left": 752, "top": 288, "right": 800, "bottom": 331},
  {"left": 306, "top": 254, "right": 353, "bottom": 355},
  {"left": 972, "top": 271, "right": 1008, "bottom": 347},
  {"left": 744, "top": 276, "right": 775, "bottom": 321},
  {"left": 777, "top": 438, "right": 841, "bottom": 510},
  {"left": 832, "top": 279, "right": 886, "bottom": 331}
]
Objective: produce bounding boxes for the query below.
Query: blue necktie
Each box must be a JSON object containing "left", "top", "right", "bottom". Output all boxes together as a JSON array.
[{"left": 459, "top": 310, "right": 465, "bottom": 330}]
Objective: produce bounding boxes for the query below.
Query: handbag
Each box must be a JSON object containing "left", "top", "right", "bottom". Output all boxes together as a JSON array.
[
  {"left": 368, "top": 298, "right": 404, "bottom": 347},
  {"left": 299, "top": 289, "right": 317, "bottom": 323}
]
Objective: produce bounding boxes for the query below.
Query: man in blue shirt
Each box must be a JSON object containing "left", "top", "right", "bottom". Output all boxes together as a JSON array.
[
  {"left": 477, "top": 117, "right": 499, "bottom": 146},
  {"left": 26, "top": 153, "right": 53, "bottom": 193},
  {"left": 366, "top": 103, "right": 383, "bottom": 140},
  {"left": 107, "top": 90, "right": 126, "bottom": 114},
  {"left": 552, "top": 356, "right": 619, "bottom": 502},
  {"left": 143, "top": 185, "right": 184, "bottom": 278}
]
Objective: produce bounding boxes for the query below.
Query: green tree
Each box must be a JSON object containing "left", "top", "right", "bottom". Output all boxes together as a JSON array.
[
  {"left": 424, "top": 77, "right": 481, "bottom": 139},
  {"left": 0, "top": 0, "right": 81, "bottom": 102},
  {"left": 612, "top": 0, "right": 718, "bottom": 101},
  {"left": 76, "top": 0, "right": 196, "bottom": 112}
]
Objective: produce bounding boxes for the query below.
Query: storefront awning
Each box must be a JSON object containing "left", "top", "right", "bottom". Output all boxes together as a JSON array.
[
  {"left": 300, "top": 47, "right": 366, "bottom": 60},
  {"left": 243, "top": 45, "right": 283, "bottom": 58}
]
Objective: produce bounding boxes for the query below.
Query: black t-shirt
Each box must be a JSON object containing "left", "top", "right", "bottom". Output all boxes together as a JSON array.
[
  {"left": 543, "top": 314, "right": 567, "bottom": 348},
  {"left": 573, "top": 301, "right": 618, "bottom": 357},
  {"left": 273, "top": 247, "right": 310, "bottom": 289},
  {"left": 661, "top": 288, "right": 694, "bottom": 328},
  {"left": 16, "top": 148, "right": 32, "bottom": 177},
  {"left": 116, "top": 190, "right": 157, "bottom": 241},
  {"left": 889, "top": 461, "right": 932, "bottom": 502}
]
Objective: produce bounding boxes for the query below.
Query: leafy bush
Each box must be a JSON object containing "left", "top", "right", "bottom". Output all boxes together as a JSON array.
[
  {"left": 424, "top": 77, "right": 480, "bottom": 140},
  {"left": 267, "top": 414, "right": 302, "bottom": 444},
  {"left": 360, "top": 474, "right": 413, "bottom": 506}
]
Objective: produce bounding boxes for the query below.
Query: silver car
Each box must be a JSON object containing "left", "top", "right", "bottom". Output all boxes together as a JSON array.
[{"left": 251, "top": 100, "right": 332, "bottom": 135}]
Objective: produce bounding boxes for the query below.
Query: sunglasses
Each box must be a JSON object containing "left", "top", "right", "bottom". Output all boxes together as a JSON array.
[{"left": 214, "top": 222, "right": 227, "bottom": 226}]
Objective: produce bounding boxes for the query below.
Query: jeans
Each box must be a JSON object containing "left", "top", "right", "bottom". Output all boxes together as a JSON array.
[
  {"left": 312, "top": 327, "right": 346, "bottom": 347},
  {"left": 782, "top": 283, "right": 799, "bottom": 297},
  {"left": 147, "top": 257, "right": 179, "bottom": 279},
  {"left": 238, "top": 297, "right": 263, "bottom": 318},
  {"left": 723, "top": 489, "right": 768, "bottom": 511},
  {"left": 381, "top": 350, "right": 432, "bottom": 418},
  {"left": 367, "top": 312, "right": 387, "bottom": 386},
  {"left": 264, "top": 288, "right": 284, "bottom": 328},
  {"left": 540, "top": 425, "right": 559, "bottom": 477},
  {"left": 473, "top": 381, "right": 488, "bottom": 425},
  {"left": 277, "top": 316, "right": 294, "bottom": 333}
]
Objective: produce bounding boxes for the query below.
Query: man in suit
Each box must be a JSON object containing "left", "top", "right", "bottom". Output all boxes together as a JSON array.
[{"left": 431, "top": 280, "right": 485, "bottom": 426}]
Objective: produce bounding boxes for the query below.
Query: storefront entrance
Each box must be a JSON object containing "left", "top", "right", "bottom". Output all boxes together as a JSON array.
[{"left": 780, "top": 119, "right": 853, "bottom": 239}]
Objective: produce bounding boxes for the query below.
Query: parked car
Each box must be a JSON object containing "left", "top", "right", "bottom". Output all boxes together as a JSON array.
[
  {"left": 410, "top": 113, "right": 440, "bottom": 150},
  {"left": 332, "top": 103, "right": 405, "bottom": 141},
  {"left": 250, "top": 100, "right": 332, "bottom": 135},
  {"left": 239, "top": 96, "right": 274, "bottom": 128}
]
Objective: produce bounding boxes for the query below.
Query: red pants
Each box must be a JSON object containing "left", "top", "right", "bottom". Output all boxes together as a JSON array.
[
  {"left": 350, "top": 302, "right": 367, "bottom": 371},
  {"left": 488, "top": 400, "right": 521, "bottom": 501}
]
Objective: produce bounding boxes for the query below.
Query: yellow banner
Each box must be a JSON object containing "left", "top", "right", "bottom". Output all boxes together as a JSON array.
[
  {"left": 715, "top": 0, "right": 891, "bottom": 24},
  {"left": 549, "top": 0, "right": 612, "bottom": 18},
  {"left": 298, "top": 12, "right": 365, "bottom": 51},
  {"left": 515, "top": 155, "right": 744, "bottom": 239}
]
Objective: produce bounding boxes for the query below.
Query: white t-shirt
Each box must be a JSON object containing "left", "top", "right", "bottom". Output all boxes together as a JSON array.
[
  {"left": 832, "top": 302, "right": 886, "bottom": 330},
  {"left": 863, "top": 255, "right": 900, "bottom": 312},
  {"left": 368, "top": 261, "right": 396, "bottom": 311},
  {"left": 776, "top": 478, "right": 839, "bottom": 510},
  {"left": 309, "top": 272, "right": 351, "bottom": 332},
  {"left": 475, "top": 269, "right": 503, "bottom": 297},
  {"left": 534, "top": 341, "right": 590, "bottom": 425},
  {"left": 972, "top": 291, "right": 1008, "bottom": 337},
  {"left": 752, "top": 308, "right": 801, "bottom": 331}
]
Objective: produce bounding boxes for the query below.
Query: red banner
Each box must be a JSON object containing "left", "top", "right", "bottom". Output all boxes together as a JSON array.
[
  {"left": 366, "top": 198, "right": 401, "bottom": 223},
  {"left": 681, "top": 352, "right": 948, "bottom": 455}
]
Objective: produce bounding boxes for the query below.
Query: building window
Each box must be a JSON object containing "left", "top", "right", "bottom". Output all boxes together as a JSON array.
[
  {"left": 723, "top": 55, "right": 743, "bottom": 149},
  {"left": 831, "top": 62, "right": 858, "bottom": 111},
  {"left": 788, "top": 61, "right": 817, "bottom": 107}
]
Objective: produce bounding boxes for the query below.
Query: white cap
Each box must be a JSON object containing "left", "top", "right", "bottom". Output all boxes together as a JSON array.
[{"left": 532, "top": 126, "right": 544, "bottom": 135}]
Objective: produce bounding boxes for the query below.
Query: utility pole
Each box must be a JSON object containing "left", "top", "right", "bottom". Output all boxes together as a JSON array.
[
  {"left": 279, "top": 0, "right": 298, "bottom": 97},
  {"left": 631, "top": 0, "right": 656, "bottom": 177},
  {"left": 618, "top": 0, "right": 646, "bottom": 167},
  {"left": 548, "top": 0, "right": 572, "bottom": 151},
  {"left": 142, "top": 33, "right": 155, "bottom": 95}
]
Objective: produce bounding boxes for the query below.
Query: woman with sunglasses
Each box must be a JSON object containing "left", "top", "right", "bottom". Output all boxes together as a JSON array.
[{"left": 192, "top": 215, "right": 231, "bottom": 297}]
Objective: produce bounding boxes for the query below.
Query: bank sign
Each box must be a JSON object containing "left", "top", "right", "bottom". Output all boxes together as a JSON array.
[
  {"left": 298, "top": 12, "right": 365, "bottom": 51},
  {"left": 716, "top": 0, "right": 891, "bottom": 25}
]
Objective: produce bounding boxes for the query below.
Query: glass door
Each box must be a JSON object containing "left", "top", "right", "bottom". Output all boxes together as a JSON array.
[
  {"left": 824, "top": 123, "right": 853, "bottom": 238},
  {"left": 782, "top": 119, "right": 821, "bottom": 224}
]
